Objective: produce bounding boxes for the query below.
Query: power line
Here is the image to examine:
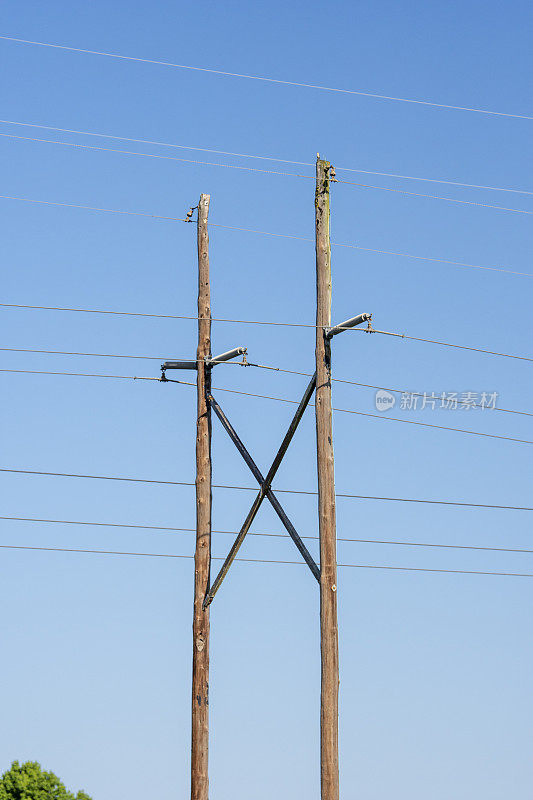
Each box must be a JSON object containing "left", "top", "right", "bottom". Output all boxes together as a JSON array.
[
  {"left": 1, "top": 467, "right": 530, "bottom": 511},
  {"left": 0, "top": 367, "right": 160, "bottom": 381},
  {"left": 339, "top": 383, "right": 531, "bottom": 418},
  {"left": 247, "top": 364, "right": 532, "bottom": 418},
  {"left": 374, "top": 329, "right": 533, "bottom": 362},
  {"left": 3, "top": 131, "right": 533, "bottom": 217},
  {"left": 337, "top": 169, "right": 533, "bottom": 197},
  {"left": 0, "top": 117, "right": 316, "bottom": 168},
  {"left": 1, "top": 346, "right": 163, "bottom": 361},
  {"left": 1, "top": 542, "right": 532, "bottom": 579},
  {"left": 1, "top": 194, "right": 531, "bottom": 279},
  {"left": 2, "top": 367, "right": 532, "bottom": 444},
  {"left": 0, "top": 192, "right": 188, "bottom": 222},
  {"left": 0, "top": 131, "right": 306, "bottom": 179},
  {"left": 2, "top": 346, "right": 529, "bottom": 416},
  {"left": 202, "top": 382, "right": 533, "bottom": 445},
  {"left": 1, "top": 34, "right": 532, "bottom": 121},
  {"left": 0, "top": 301, "right": 202, "bottom": 321},
  {"left": 0, "top": 345, "right": 241, "bottom": 366},
  {"left": 2, "top": 118, "right": 532, "bottom": 197},
  {"left": 2, "top": 367, "right": 531, "bottom": 445},
  {"left": 336, "top": 245, "right": 531, "bottom": 278},
  {"left": 335, "top": 177, "right": 533, "bottom": 216},
  {"left": 1, "top": 302, "right": 532, "bottom": 362},
  {"left": 0, "top": 302, "right": 321, "bottom": 328},
  {"left": 3, "top": 514, "right": 533, "bottom": 555}
]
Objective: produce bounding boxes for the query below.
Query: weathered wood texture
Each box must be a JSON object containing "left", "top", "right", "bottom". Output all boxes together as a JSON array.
[
  {"left": 315, "top": 159, "right": 340, "bottom": 800},
  {"left": 191, "top": 193, "right": 212, "bottom": 800}
]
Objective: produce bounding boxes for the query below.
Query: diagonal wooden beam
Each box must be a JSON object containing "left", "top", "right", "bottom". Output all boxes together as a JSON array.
[
  {"left": 209, "top": 393, "right": 320, "bottom": 582},
  {"left": 203, "top": 373, "right": 317, "bottom": 607}
]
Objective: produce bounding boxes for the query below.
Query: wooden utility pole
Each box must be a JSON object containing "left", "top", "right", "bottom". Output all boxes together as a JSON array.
[
  {"left": 315, "top": 157, "right": 340, "bottom": 800},
  {"left": 191, "top": 193, "right": 212, "bottom": 800}
]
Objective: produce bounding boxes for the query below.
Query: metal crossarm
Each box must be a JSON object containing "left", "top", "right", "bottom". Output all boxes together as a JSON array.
[
  {"left": 203, "top": 373, "right": 317, "bottom": 607},
  {"left": 209, "top": 393, "right": 320, "bottom": 582}
]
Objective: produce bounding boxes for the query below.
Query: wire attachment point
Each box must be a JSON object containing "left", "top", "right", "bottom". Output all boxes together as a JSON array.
[{"left": 184, "top": 205, "right": 198, "bottom": 223}]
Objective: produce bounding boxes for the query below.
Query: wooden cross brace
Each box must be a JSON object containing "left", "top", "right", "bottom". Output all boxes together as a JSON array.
[{"left": 203, "top": 374, "right": 320, "bottom": 607}]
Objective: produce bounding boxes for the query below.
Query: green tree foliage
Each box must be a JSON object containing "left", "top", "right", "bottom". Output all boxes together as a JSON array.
[{"left": 0, "top": 761, "right": 91, "bottom": 800}]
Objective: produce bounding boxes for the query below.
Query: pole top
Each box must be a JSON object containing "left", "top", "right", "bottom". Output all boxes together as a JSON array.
[{"left": 316, "top": 155, "right": 331, "bottom": 170}]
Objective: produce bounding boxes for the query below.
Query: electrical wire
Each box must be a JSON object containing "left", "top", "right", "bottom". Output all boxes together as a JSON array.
[
  {"left": 2, "top": 346, "right": 528, "bottom": 416},
  {"left": 3, "top": 514, "right": 533, "bottom": 555},
  {"left": 0, "top": 346, "right": 164, "bottom": 361},
  {"left": 0, "top": 368, "right": 160, "bottom": 381},
  {"left": 2, "top": 118, "right": 532, "bottom": 197},
  {"left": 1, "top": 193, "right": 531, "bottom": 278},
  {"left": 332, "top": 243, "right": 532, "bottom": 278},
  {"left": 1, "top": 542, "right": 532, "bottom": 578},
  {"left": 2, "top": 368, "right": 531, "bottom": 445},
  {"left": 0, "top": 192, "right": 188, "bottom": 222},
  {"left": 335, "top": 177, "right": 533, "bottom": 215},
  {"left": 1, "top": 468, "right": 530, "bottom": 511},
  {"left": 1, "top": 35, "right": 532, "bottom": 121},
  {"left": 246, "top": 363, "right": 532, "bottom": 418},
  {"left": 204, "top": 382, "right": 533, "bottom": 445},
  {"left": 335, "top": 381, "right": 531, "bottom": 418},
  {"left": 373, "top": 329, "right": 533, "bottom": 362},
  {"left": 0, "top": 303, "right": 320, "bottom": 328},
  {"left": 0, "top": 346, "right": 242, "bottom": 366},
  {"left": 3, "top": 131, "right": 533, "bottom": 216},
  {"left": 0, "top": 117, "right": 316, "bottom": 168},
  {"left": 0, "top": 131, "right": 306, "bottom": 179},
  {"left": 1, "top": 302, "right": 531, "bottom": 361},
  {"left": 1, "top": 367, "right": 531, "bottom": 444}
]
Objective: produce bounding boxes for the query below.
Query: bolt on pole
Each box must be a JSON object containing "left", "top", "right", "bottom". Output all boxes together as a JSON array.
[
  {"left": 191, "top": 193, "right": 212, "bottom": 800},
  {"left": 315, "top": 157, "right": 340, "bottom": 800}
]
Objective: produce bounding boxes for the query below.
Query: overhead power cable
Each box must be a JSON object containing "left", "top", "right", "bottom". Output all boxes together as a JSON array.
[
  {"left": 1, "top": 542, "right": 532, "bottom": 579},
  {"left": 246, "top": 363, "right": 532, "bottom": 418},
  {"left": 1, "top": 194, "right": 530, "bottom": 278},
  {"left": 335, "top": 176, "right": 533, "bottom": 216},
  {"left": 1, "top": 302, "right": 531, "bottom": 362},
  {"left": 1, "top": 118, "right": 532, "bottom": 197},
  {"left": 0, "top": 131, "right": 306, "bottom": 179},
  {"left": 0, "top": 346, "right": 244, "bottom": 365},
  {"left": 2, "top": 368, "right": 531, "bottom": 445},
  {"left": 1, "top": 346, "right": 164, "bottom": 361},
  {"left": 2, "top": 132, "right": 532, "bottom": 216},
  {"left": 185, "top": 380, "right": 533, "bottom": 445},
  {"left": 372, "top": 329, "right": 533, "bottom": 362},
  {"left": 0, "top": 367, "right": 160, "bottom": 381},
  {"left": 1, "top": 35, "right": 532, "bottom": 121},
  {"left": 3, "top": 514, "right": 533, "bottom": 555},
  {"left": 2, "top": 346, "right": 529, "bottom": 417},
  {"left": 1, "top": 468, "right": 530, "bottom": 511},
  {"left": 1, "top": 346, "right": 529, "bottom": 416}
]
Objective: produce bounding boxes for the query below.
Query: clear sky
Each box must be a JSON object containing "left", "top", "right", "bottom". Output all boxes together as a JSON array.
[{"left": 1, "top": 1, "right": 532, "bottom": 798}]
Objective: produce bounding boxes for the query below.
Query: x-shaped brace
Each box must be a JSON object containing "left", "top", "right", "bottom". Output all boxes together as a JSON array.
[{"left": 204, "top": 374, "right": 319, "bottom": 607}]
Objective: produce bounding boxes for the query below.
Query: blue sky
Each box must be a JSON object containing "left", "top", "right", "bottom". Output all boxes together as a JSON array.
[{"left": 1, "top": 1, "right": 532, "bottom": 798}]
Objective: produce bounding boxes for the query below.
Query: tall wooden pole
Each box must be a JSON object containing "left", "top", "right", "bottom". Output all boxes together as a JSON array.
[
  {"left": 315, "top": 158, "right": 340, "bottom": 800},
  {"left": 191, "top": 193, "right": 212, "bottom": 800}
]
